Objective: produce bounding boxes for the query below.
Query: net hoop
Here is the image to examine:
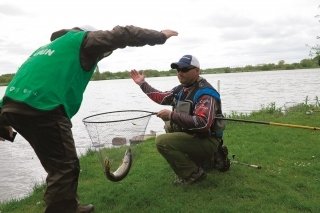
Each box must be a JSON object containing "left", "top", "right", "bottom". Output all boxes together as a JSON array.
[
  {"left": 82, "top": 110, "right": 157, "bottom": 170},
  {"left": 82, "top": 110, "right": 156, "bottom": 124}
]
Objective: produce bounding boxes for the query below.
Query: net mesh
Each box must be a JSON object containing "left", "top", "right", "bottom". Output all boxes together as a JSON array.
[{"left": 82, "top": 110, "right": 156, "bottom": 167}]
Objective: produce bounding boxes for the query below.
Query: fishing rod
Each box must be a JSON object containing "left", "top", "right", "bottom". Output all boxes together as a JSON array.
[
  {"left": 150, "top": 111, "right": 320, "bottom": 130},
  {"left": 215, "top": 117, "right": 320, "bottom": 131},
  {"left": 231, "top": 155, "right": 261, "bottom": 169}
]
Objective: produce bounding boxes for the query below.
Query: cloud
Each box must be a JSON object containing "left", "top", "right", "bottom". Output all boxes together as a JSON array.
[
  {"left": 0, "top": 60, "right": 19, "bottom": 74},
  {"left": 0, "top": 4, "right": 27, "bottom": 16},
  {"left": 0, "top": 0, "right": 319, "bottom": 75}
]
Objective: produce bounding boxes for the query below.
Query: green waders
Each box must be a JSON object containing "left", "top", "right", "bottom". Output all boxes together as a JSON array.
[{"left": 155, "top": 130, "right": 220, "bottom": 179}]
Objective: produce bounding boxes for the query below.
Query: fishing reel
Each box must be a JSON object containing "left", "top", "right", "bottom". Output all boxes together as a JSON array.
[
  {"left": 213, "top": 145, "right": 231, "bottom": 172},
  {"left": 202, "top": 145, "right": 231, "bottom": 172}
]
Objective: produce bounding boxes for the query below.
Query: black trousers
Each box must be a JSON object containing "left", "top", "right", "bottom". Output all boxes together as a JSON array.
[{"left": 3, "top": 112, "right": 80, "bottom": 213}]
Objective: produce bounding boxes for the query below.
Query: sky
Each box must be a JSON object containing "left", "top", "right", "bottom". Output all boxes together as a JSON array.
[{"left": 0, "top": 0, "right": 319, "bottom": 75}]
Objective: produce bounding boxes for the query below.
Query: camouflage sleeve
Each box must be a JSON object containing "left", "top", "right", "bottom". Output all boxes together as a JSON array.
[
  {"left": 171, "top": 95, "right": 215, "bottom": 132},
  {"left": 139, "top": 81, "right": 175, "bottom": 106}
]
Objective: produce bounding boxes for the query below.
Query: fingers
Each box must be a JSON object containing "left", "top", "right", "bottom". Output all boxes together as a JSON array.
[
  {"left": 130, "top": 69, "right": 136, "bottom": 76},
  {"left": 156, "top": 109, "right": 171, "bottom": 121},
  {"left": 130, "top": 69, "right": 145, "bottom": 77},
  {"left": 130, "top": 69, "right": 146, "bottom": 85},
  {"left": 130, "top": 69, "right": 140, "bottom": 78},
  {"left": 161, "top": 30, "right": 179, "bottom": 38},
  {"left": 162, "top": 29, "right": 178, "bottom": 35}
]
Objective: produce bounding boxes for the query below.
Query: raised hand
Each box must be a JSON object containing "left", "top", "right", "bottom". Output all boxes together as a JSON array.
[
  {"left": 130, "top": 69, "right": 145, "bottom": 85},
  {"left": 161, "top": 30, "right": 178, "bottom": 39}
]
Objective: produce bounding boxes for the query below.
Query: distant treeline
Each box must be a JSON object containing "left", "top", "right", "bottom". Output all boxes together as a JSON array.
[
  {"left": 0, "top": 74, "right": 16, "bottom": 86},
  {"left": 1, "top": 57, "right": 319, "bottom": 86}
]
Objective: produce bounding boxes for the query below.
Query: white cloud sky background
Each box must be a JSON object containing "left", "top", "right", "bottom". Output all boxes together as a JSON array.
[{"left": 0, "top": 0, "right": 319, "bottom": 75}]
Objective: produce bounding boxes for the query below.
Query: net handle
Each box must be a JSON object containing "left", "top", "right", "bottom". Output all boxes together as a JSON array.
[{"left": 82, "top": 110, "right": 157, "bottom": 124}]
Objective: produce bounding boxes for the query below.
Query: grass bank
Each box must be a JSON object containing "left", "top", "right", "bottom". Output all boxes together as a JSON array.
[{"left": 1, "top": 104, "right": 320, "bottom": 213}]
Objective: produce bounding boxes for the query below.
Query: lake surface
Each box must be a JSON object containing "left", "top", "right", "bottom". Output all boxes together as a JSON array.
[{"left": 0, "top": 69, "right": 319, "bottom": 202}]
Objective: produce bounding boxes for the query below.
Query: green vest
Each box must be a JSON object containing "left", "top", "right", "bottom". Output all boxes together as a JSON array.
[{"left": 1, "top": 31, "right": 96, "bottom": 119}]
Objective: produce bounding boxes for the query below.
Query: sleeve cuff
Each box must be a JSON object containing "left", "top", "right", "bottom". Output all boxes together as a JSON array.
[{"left": 138, "top": 81, "right": 146, "bottom": 86}]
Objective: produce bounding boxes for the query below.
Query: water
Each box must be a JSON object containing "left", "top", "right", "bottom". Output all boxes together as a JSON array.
[{"left": 0, "top": 69, "right": 319, "bottom": 202}]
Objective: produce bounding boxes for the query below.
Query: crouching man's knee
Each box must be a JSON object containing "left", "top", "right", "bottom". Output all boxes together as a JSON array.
[{"left": 155, "top": 133, "right": 171, "bottom": 154}]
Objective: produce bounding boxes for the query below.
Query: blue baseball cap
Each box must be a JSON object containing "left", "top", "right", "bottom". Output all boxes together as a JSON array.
[{"left": 171, "top": 55, "right": 200, "bottom": 69}]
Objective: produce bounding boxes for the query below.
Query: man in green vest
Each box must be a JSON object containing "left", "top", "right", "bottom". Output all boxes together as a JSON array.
[{"left": 0, "top": 25, "right": 178, "bottom": 213}]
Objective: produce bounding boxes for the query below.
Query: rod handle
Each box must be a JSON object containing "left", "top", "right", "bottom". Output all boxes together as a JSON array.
[{"left": 249, "top": 165, "right": 262, "bottom": 169}]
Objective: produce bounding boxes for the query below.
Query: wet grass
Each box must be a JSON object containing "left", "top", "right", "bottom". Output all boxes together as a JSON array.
[{"left": 1, "top": 104, "right": 320, "bottom": 213}]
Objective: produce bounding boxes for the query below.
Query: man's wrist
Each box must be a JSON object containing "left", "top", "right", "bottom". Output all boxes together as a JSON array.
[
  {"left": 138, "top": 81, "right": 146, "bottom": 86},
  {"left": 169, "top": 112, "right": 173, "bottom": 120}
]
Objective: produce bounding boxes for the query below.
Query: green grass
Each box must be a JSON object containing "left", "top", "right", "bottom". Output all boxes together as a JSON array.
[{"left": 1, "top": 104, "right": 320, "bottom": 213}]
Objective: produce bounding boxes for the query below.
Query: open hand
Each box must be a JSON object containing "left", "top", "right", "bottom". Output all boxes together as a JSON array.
[
  {"left": 161, "top": 30, "right": 178, "bottom": 39},
  {"left": 130, "top": 69, "right": 145, "bottom": 85}
]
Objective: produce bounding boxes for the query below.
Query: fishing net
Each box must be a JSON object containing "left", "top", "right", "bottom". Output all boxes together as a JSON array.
[{"left": 82, "top": 110, "right": 156, "bottom": 168}]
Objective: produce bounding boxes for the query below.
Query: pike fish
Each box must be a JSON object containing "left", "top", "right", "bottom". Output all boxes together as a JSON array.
[{"left": 104, "top": 148, "right": 132, "bottom": 182}]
